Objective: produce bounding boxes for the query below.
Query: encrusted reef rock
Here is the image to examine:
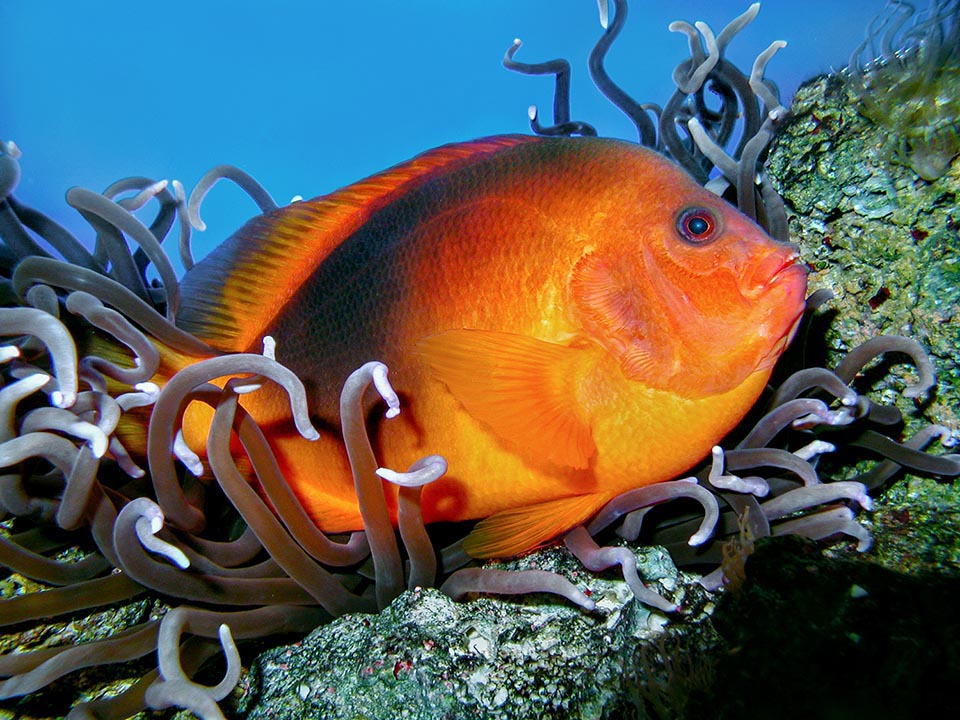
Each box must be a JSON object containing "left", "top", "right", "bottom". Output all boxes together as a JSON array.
[
  {"left": 767, "top": 72, "right": 960, "bottom": 577},
  {"left": 767, "top": 73, "right": 959, "bottom": 432},
  {"left": 237, "top": 547, "right": 716, "bottom": 720}
]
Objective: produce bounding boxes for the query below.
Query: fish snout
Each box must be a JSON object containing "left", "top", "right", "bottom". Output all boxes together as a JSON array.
[{"left": 741, "top": 245, "right": 807, "bottom": 301}]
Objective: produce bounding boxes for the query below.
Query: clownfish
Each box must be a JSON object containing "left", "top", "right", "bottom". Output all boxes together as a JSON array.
[{"left": 173, "top": 135, "right": 807, "bottom": 557}]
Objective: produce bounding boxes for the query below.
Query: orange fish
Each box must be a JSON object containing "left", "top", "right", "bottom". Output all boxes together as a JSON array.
[{"left": 174, "top": 134, "right": 807, "bottom": 557}]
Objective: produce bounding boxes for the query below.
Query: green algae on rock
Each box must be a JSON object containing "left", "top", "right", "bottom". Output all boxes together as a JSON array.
[
  {"left": 868, "top": 475, "right": 960, "bottom": 575},
  {"left": 766, "top": 71, "right": 960, "bottom": 579},
  {"left": 767, "top": 73, "right": 959, "bottom": 437}
]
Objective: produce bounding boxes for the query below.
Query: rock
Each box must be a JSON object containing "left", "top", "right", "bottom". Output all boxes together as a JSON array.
[
  {"left": 238, "top": 546, "right": 717, "bottom": 720},
  {"left": 767, "top": 73, "right": 960, "bottom": 436}
]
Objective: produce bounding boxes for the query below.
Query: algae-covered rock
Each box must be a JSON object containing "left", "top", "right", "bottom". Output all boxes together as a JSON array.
[
  {"left": 867, "top": 475, "right": 960, "bottom": 575},
  {"left": 767, "top": 73, "right": 960, "bottom": 434},
  {"left": 239, "top": 546, "right": 716, "bottom": 720},
  {"left": 766, "top": 73, "right": 960, "bottom": 580}
]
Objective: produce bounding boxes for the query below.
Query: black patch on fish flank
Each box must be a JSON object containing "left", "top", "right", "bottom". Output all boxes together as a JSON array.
[
  {"left": 268, "top": 168, "right": 470, "bottom": 418},
  {"left": 267, "top": 138, "right": 635, "bottom": 418}
]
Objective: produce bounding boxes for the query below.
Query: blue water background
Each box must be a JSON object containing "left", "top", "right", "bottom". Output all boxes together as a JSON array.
[{"left": 3, "top": 0, "right": 880, "bottom": 266}]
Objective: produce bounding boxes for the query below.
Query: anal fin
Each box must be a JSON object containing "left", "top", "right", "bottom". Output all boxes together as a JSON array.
[{"left": 462, "top": 494, "right": 607, "bottom": 558}]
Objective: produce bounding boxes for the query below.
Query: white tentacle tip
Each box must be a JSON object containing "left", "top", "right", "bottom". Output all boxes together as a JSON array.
[
  {"left": 376, "top": 455, "right": 448, "bottom": 487},
  {"left": 51, "top": 390, "right": 76, "bottom": 409},
  {"left": 708, "top": 446, "right": 770, "bottom": 496},
  {"left": 173, "top": 430, "right": 204, "bottom": 477},
  {"left": 597, "top": 0, "right": 609, "bottom": 29},
  {"left": 372, "top": 363, "right": 400, "bottom": 419},
  {"left": 688, "top": 528, "right": 713, "bottom": 547},
  {"left": 163, "top": 545, "right": 190, "bottom": 570},
  {"left": 0, "top": 345, "right": 21, "bottom": 362},
  {"left": 118, "top": 382, "right": 161, "bottom": 411},
  {"left": 126, "top": 180, "right": 169, "bottom": 210},
  {"left": 135, "top": 510, "right": 190, "bottom": 570},
  {"left": 262, "top": 335, "right": 277, "bottom": 360},
  {"left": 232, "top": 381, "right": 263, "bottom": 394},
  {"left": 74, "top": 422, "right": 109, "bottom": 458},
  {"left": 376, "top": 467, "right": 406, "bottom": 484},
  {"left": 188, "top": 203, "right": 207, "bottom": 232},
  {"left": 793, "top": 440, "right": 836, "bottom": 462},
  {"left": 135, "top": 381, "right": 160, "bottom": 397},
  {"left": 217, "top": 623, "right": 238, "bottom": 662},
  {"left": 148, "top": 512, "right": 163, "bottom": 534},
  {"left": 19, "top": 372, "right": 51, "bottom": 392}
]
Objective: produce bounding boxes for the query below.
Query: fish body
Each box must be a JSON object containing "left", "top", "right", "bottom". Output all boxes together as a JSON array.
[{"left": 176, "top": 135, "right": 807, "bottom": 556}]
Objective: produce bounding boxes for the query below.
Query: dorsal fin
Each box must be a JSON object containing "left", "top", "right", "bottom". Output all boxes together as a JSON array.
[{"left": 177, "top": 135, "right": 538, "bottom": 352}]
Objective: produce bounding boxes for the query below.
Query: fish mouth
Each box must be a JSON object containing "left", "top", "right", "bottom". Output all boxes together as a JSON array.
[
  {"left": 766, "top": 255, "right": 808, "bottom": 320},
  {"left": 754, "top": 256, "right": 809, "bottom": 369},
  {"left": 743, "top": 251, "right": 808, "bottom": 300},
  {"left": 770, "top": 254, "right": 809, "bottom": 284}
]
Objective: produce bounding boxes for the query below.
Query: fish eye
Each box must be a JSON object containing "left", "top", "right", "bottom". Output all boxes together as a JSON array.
[{"left": 676, "top": 207, "right": 720, "bottom": 244}]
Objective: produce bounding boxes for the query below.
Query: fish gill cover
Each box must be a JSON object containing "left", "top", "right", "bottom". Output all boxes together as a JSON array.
[{"left": 0, "top": 2, "right": 958, "bottom": 719}]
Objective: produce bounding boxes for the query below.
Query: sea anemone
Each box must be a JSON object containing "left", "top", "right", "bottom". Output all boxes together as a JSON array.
[
  {"left": 846, "top": 0, "right": 960, "bottom": 180},
  {"left": 1, "top": 4, "right": 958, "bottom": 719}
]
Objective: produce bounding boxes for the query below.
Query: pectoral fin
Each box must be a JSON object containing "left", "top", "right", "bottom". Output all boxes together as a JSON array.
[{"left": 416, "top": 329, "right": 596, "bottom": 469}]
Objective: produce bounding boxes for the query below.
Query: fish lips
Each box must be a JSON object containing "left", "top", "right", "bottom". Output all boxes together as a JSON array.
[
  {"left": 744, "top": 247, "right": 808, "bottom": 297},
  {"left": 769, "top": 255, "right": 810, "bottom": 310},
  {"left": 754, "top": 255, "right": 809, "bottom": 367}
]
